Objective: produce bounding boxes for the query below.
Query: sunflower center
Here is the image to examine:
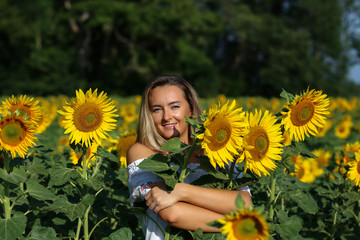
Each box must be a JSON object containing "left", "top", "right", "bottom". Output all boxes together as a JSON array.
[
  {"left": 73, "top": 102, "right": 103, "bottom": 132},
  {"left": 297, "top": 166, "right": 305, "bottom": 179},
  {"left": 207, "top": 117, "right": 231, "bottom": 151},
  {"left": 0, "top": 121, "right": 26, "bottom": 146},
  {"left": 85, "top": 113, "right": 96, "bottom": 125},
  {"left": 255, "top": 136, "right": 267, "bottom": 152},
  {"left": 357, "top": 161, "right": 360, "bottom": 174},
  {"left": 215, "top": 129, "right": 228, "bottom": 143},
  {"left": 248, "top": 127, "right": 269, "bottom": 161},
  {"left": 235, "top": 218, "right": 258, "bottom": 238},
  {"left": 290, "top": 100, "right": 315, "bottom": 126}
]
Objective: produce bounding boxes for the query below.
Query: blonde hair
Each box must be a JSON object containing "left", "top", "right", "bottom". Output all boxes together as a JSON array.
[{"left": 137, "top": 75, "right": 202, "bottom": 152}]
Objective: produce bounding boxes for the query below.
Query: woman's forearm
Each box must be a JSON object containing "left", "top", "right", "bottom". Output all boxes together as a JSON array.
[
  {"left": 158, "top": 201, "right": 222, "bottom": 232},
  {"left": 172, "top": 183, "right": 252, "bottom": 215}
]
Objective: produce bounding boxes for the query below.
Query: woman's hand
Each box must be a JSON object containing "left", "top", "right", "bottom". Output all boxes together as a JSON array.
[{"left": 145, "top": 183, "right": 181, "bottom": 214}]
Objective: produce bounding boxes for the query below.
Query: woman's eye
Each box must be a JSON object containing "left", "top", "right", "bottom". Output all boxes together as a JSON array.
[
  {"left": 172, "top": 105, "right": 180, "bottom": 109},
  {"left": 152, "top": 108, "right": 161, "bottom": 112}
]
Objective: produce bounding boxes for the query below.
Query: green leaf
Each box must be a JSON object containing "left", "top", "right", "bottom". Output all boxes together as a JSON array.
[
  {"left": 64, "top": 202, "right": 86, "bottom": 222},
  {"left": 48, "top": 166, "right": 81, "bottom": 187},
  {"left": 280, "top": 89, "right": 295, "bottom": 102},
  {"left": 295, "top": 142, "right": 317, "bottom": 158},
  {"left": 96, "top": 146, "right": 119, "bottom": 163},
  {"left": 206, "top": 220, "right": 223, "bottom": 229},
  {"left": 27, "top": 225, "right": 60, "bottom": 240},
  {"left": 234, "top": 192, "right": 245, "bottom": 210},
  {"left": 138, "top": 154, "right": 171, "bottom": 172},
  {"left": 185, "top": 115, "right": 203, "bottom": 130},
  {"left": 51, "top": 218, "right": 67, "bottom": 226},
  {"left": 27, "top": 158, "right": 47, "bottom": 176},
  {"left": 154, "top": 171, "right": 178, "bottom": 190},
  {"left": 81, "top": 194, "right": 95, "bottom": 206},
  {"left": 25, "top": 180, "right": 56, "bottom": 201},
  {"left": 101, "top": 227, "right": 132, "bottom": 240},
  {"left": 160, "top": 137, "right": 189, "bottom": 153},
  {"left": 45, "top": 195, "right": 86, "bottom": 221},
  {"left": 191, "top": 228, "right": 204, "bottom": 240},
  {"left": 290, "top": 192, "right": 319, "bottom": 214},
  {"left": 85, "top": 173, "right": 104, "bottom": 191},
  {"left": 0, "top": 214, "right": 27, "bottom": 240},
  {"left": 275, "top": 210, "right": 303, "bottom": 239},
  {"left": 0, "top": 167, "right": 26, "bottom": 185}
]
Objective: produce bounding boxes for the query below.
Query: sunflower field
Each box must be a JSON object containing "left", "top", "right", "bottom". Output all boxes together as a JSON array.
[{"left": 0, "top": 87, "right": 360, "bottom": 240}]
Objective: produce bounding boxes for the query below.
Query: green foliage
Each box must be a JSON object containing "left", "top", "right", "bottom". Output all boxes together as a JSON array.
[{"left": 0, "top": 0, "right": 359, "bottom": 97}]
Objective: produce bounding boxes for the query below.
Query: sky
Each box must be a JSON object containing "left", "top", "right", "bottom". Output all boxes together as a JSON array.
[{"left": 349, "top": 64, "right": 360, "bottom": 84}]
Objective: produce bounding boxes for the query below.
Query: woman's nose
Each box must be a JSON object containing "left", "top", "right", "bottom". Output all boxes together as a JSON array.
[{"left": 163, "top": 108, "right": 171, "bottom": 120}]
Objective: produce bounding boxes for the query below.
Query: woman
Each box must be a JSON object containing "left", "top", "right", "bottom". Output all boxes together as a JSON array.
[{"left": 127, "top": 75, "right": 251, "bottom": 240}]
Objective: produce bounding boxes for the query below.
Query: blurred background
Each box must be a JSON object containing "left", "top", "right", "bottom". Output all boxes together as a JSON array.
[{"left": 1, "top": 0, "right": 360, "bottom": 98}]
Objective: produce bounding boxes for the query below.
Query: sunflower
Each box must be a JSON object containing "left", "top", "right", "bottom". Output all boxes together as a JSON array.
[
  {"left": 69, "top": 142, "right": 99, "bottom": 169},
  {"left": 347, "top": 153, "right": 360, "bottom": 187},
  {"left": 334, "top": 122, "right": 351, "bottom": 139},
  {"left": 1, "top": 95, "right": 41, "bottom": 126},
  {"left": 119, "top": 103, "right": 137, "bottom": 123},
  {"left": 107, "top": 131, "right": 137, "bottom": 168},
  {"left": 218, "top": 208, "right": 269, "bottom": 240},
  {"left": 282, "top": 130, "right": 292, "bottom": 146},
  {"left": 238, "top": 109, "right": 283, "bottom": 176},
  {"left": 312, "top": 149, "right": 331, "bottom": 167},
  {"left": 342, "top": 141, "right": 360, "bottom": 165},
  {"left": 197, "top": 100, "right": 248, "bottom": 169},
  {"left": 0, "top": 113, "right": 38, "bottom": 158},
  {"left": 292, "top": 156, "right": 323, "bottom": 183},
  {"left": 35, "top": 98, "right": 58, "bottom": 134},
  {"left": 334, "top": 115, "right": 353, "bottom": 139},
  {"left": 281, "top": 88, "right": 330, "bottom": 142},
  {"left": 58, "top": 89, "right": 119, "bottom": 148}
]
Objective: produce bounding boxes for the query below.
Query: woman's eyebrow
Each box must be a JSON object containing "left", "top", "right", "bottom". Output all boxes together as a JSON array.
[
  {"left": 151, "top": 104, "right": 162, "bottom": 108},
  {"left": 168, "top": 101, "right": 181, "bottom": 105},
  {"left": 151, "top": 101, "right": 182, "bottom": 108}
]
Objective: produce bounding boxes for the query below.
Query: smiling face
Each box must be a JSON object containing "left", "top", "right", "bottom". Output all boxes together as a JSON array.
[{"left": 149, "top": 85, "right": 192, "bottom": 144}]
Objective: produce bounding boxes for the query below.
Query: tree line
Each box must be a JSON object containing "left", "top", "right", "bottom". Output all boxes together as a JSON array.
[{"left": 0, "top": 0, "right": 359, "bottom": 98}]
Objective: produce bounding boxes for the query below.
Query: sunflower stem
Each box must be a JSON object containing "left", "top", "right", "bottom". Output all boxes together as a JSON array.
[
  {"left": 3, "top": 153, "right": 12, "bottom": 219},
  {"left": 75, "top": 218, "right": 82, "bottom": 240},
  {"left": 92, "top": 155, "right": 103, "bottom": 178},
  {"left": 268, "top": 176, "right": 276, "bottom": 220},
  {"left": 82, "top": 148, "right": 88, "bottom": 180},
  {"left": 227, "top": 159, "right": 237, "bottom": 189},
  {"left": 179, "top": 138, "right": 199, "bottom": 183},
  {"left": 164, "top": 224, "right": 171, "bottom": 240},
  {"left": 83, "top": 205, "right": 91, "bottom": 240},
  {"left": 89, "top": 216, "right": 108, "bottom": 239}
]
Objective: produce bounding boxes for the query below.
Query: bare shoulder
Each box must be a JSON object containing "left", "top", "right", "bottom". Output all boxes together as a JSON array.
[{"left": 126, "top": 142, "right": 158, "bottom": 165}]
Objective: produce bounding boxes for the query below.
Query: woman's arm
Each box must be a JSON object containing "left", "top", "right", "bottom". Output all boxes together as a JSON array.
[
  {"left": 158, "top": 201, "right": 222, "bottom": 232},
  {"left": 146, "top": 183, "right": 251, "bottom": 215}
]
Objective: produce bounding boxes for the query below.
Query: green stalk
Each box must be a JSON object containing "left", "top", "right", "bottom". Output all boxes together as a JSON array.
[
  {"left": 164, "top": 225, "right": 171, "bottom": 240},
  {"left": 82, "top": 148, "right": 88, "bottom": 180},
  {"left": 3, "top": 153, "right": 11, "bottom": 219},
  {"left": 268, "top": 177, "right": 276, "bottom": 220},
  {"left": 89, "top": 217, "right": 108, "bottom": 239},
  {"left": 83, "top": 205, "right": 91, "bottom": 240},
  {"left": 92, "top": 156, "right": 103, "bottom": 177},
  {"left": 227, "top": 160, "right": 237, "bottom": 189},
  {"left": 75, "top": 218, "right": 82, "bottom": 240},
  {"left": 80, "top": 148, "right": 91, "bottom": 240},
  {"left": 179, "top": 138, "right": 199, "bottom": 183}
]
